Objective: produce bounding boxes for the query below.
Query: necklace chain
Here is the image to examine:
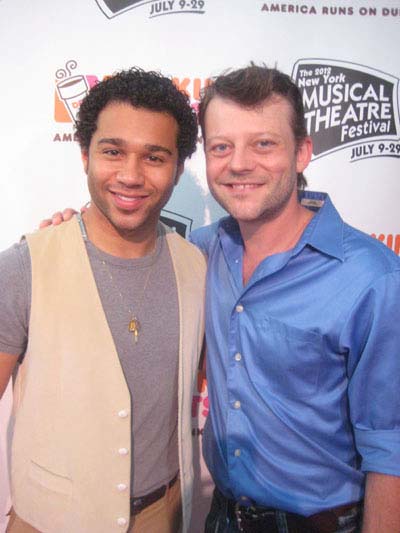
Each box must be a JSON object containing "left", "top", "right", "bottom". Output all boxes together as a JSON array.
[
  {"left": 100, "top": 259, "right": 154, "bottom": 344},
  {"left": 76, "top": 213, "right": 156, "bottom": 344}
]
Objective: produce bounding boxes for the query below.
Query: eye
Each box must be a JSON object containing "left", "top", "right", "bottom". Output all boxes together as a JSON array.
[
  {"left": 103, "top": 148, "right": 120, "bottom": 157},
  {"left": 215, "top": 144, "right": 228, "bottom": 152},
  {"left": 146, "top": 154, "right": 164, "bottom": 163},
  {"left": 209, "top": 143, "right": 230, "bottom": 155},
  {"left": 256, "top": 139, "right": 272, "bottom": 149}
]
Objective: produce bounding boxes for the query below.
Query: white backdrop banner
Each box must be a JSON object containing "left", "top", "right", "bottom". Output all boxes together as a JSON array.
[{"left": 0, "top": 1, "right": 399, "bottom": 531}]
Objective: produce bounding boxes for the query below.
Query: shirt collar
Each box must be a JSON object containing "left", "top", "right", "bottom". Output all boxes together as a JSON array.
[
  {"left": 218, "top": 190, "right": 345, "bottom": 262},
  {"left": 299, "top": 191, "right": 345, "bottom": 262},
  {"left": 219, "top": 216, "right": 242, "bottom": 243}
]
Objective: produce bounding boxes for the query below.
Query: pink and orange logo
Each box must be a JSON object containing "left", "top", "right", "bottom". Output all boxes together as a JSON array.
[
  {"left": 55, "top": 60, "right": 210, "bottom": 123},
  {"left": 54, "top": 60, "right": 102, "bottom": 123}
]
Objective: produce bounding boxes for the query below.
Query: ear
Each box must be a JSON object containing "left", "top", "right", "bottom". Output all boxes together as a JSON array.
[
  {"left": 174, "top": 163, "right": 185, "bottom": 186},
  {"left": 296, "top": 136, "right": 313, "bottom": 174},
  {"left": 81, "top": 149, "right": 89, "bottom": 174}
]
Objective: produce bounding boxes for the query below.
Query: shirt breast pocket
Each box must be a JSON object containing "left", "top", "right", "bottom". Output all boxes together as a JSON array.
[{"left": 251, "top": 316, "right": 323, "bottom": 401}]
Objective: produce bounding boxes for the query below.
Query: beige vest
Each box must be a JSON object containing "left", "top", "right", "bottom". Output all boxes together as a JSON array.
[{"left": 11, "top": 218, "right": 206, "bottom": 533}]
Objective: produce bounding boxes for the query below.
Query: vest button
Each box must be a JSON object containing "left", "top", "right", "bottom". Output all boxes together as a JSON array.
[
  {"left": 118, "top": 447, "right": 129, "bottom": 456},
  {"left": 117, "top": 517, "right": 127, "bottom": 526},
  {"left": 118, "top": 409, "right": 128, "bottom": 418}
]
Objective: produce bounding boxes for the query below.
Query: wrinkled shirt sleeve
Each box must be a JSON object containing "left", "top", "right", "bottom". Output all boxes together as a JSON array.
[{"left": 344, "top": 270, "right": 400, "bottom": 476}]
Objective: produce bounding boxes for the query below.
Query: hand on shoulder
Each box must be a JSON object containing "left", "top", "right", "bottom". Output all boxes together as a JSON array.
[{"left": 38, "top": 204, "right": 90, "bottom": 229}]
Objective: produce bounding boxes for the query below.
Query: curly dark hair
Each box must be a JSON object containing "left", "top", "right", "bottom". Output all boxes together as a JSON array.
[
  {"left": 75, "top": 67, "right": 198, "bottom": 164},
  {"left": 199, "top": 63, "right": 308, "bottom": 189}
]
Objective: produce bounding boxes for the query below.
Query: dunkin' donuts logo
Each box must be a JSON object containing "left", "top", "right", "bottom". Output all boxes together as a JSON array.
[
  {"left": 95, "top": 0, "right": 206, "bottom": 19},
  {"left": 292, "top": 59, "right": 400, "bottom": 161},
  {"left": 54, "top": 60, "right": 99, "bottom": 124},
  {"left": 54, "top": 60, "right": 209, "bottom": 125}
]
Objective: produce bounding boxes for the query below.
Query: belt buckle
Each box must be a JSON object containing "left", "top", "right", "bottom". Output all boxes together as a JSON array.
[
  {"left": 234, "top": 502, "right": 263, "bottom": 531},
  {"left": 234, "top": 501, "right": 245, "bottom": 532},
  {"left": 235, "top": 501, "right": 277, "bottom": 532}
]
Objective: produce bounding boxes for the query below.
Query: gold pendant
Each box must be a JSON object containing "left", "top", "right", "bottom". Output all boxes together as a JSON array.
[{"left": 129, "top": 317, "right": 140, "bottom": 343}]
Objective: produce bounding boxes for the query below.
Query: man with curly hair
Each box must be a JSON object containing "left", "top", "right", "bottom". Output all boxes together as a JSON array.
[{"left": 0, "top": 68, "right": 206, "bottom": 533}]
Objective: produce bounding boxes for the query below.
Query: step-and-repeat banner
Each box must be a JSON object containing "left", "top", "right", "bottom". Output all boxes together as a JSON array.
[{"left": 0, "top": 1, "right": 399, "bottom": 531}]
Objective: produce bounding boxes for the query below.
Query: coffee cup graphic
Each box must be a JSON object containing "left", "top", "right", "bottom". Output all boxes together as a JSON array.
[{"left": 56, "top": 75, "right": 89, "bottom": 122}]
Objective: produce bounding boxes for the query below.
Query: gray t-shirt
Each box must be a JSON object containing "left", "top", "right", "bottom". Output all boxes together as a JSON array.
[{"left": 0, "top": 220, "right": 179, "bottom": 497}]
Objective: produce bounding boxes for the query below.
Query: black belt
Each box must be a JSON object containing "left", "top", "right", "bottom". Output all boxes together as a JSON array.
[
  {"left": 218, "top": 488, "right": 362, "bottom": 532},
  {"left": 130, "top": 473, "right": 179, "bottom": 515}
]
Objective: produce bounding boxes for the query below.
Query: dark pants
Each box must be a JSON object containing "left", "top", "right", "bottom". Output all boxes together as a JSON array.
[{"left": 205, "top": 488, "right": 363, "bottom": 533}]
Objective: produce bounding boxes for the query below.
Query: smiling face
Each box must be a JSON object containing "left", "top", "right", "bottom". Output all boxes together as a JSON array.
[
  {"left": 81, "top": 102, "right": 182, "bottom": 246},
  {"left": 204, "top": 95, "right": 312, "bottom": 228}
]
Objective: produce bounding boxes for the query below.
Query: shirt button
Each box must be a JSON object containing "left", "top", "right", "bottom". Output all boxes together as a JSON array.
[
  {"left": 236, "top": 304, "right": 244, "bottom": 313},
  {"left": 117, "top": 517, "right": 127, "bottom": 526},
  {"left": 234, "top": 400, "right": 241, "bottom": 409},
  {"left": 118, "top": 447, "right": 129, "bottom": 456},
  {"left": 234, "top": 352, "right": 242, "bottom": 361},
  {"left": 234, "top": 449, "right": 241, "bottom": 457},
  {"left": 118, "top": 409, "right": 128, "bottom": 418},
  {"left": 117, "top": 483, "right": 127, "bottom": 492}
]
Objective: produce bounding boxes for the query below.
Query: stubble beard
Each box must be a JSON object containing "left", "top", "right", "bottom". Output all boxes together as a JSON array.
[
  {"left": 87, "top": 183, "right": 149, "bottom": 239},
  {"left": 209, "top": 172, "right": 298, "bottom": 225}
]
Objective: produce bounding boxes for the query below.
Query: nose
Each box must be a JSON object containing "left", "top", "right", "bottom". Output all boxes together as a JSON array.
[
  {"left": 228, "top": 146, "right": 255, "bottom": 175},
  {"left": 116, "top": 156, "right": 145, "bottom": 186}
]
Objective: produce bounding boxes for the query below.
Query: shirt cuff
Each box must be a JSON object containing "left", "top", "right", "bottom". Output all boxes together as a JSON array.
[{"left": 355, "top": 427, "right": 400, "bottom": 476}]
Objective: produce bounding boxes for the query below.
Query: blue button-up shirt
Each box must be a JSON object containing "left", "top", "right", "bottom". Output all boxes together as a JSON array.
[{"left": 190, "top": 191, "right": 400, "bottom": 516}]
